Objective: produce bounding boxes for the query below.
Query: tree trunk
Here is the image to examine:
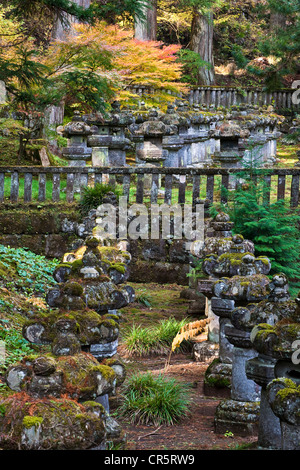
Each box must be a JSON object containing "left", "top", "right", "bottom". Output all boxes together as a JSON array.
[
  {"left": 190, "top": 9, "right": 215, "bottom": 85},
  {"left": 49, "top": 0, "right": 91, "bottom": 148},
  {"left": 135, "top": 0, "right": 157, "bottom": 41},
  {"left": 51, "top": 0, "right": 91, "bottom": 40}
]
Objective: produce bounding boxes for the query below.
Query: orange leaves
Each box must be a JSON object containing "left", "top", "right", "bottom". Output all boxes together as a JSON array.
[{"left": 46, "top": 20, "right": 187, "bottom": 108}]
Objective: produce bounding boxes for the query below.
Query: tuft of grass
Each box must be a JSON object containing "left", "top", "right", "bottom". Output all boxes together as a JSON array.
[
  {"left": 79, "top": 183, "right": 121, "bottom": 216},
  {"left": 118, "top": 371, "right": 191, "bottom": 426},
  {"left": 121, "top": 317, "right": 191, "bottom": 356}
]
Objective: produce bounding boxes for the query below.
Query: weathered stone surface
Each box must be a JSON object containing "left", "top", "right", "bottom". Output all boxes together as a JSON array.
[
  {"left": 0, "top": 395, "right": 106, "bottom": 450},
  {"left": 23, "top": 310, "right": 120, "bottom": 349},
  {"left": 6, "top": 353, "right": 116, "bottom": 400},
  {"left": 213, "top": 274, "right": 270, "bottom": 302}
]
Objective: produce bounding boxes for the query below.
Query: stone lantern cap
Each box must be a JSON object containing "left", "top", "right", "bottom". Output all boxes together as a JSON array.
[
  {"left": 61, "top": 111, "right": 92, "bottom": 137},
  {"left": 267, "top": 378, "right": 300, "bottom": 426},
  {"left": 135, "top": 119, "right": 175, "bottom": 137},
  {"left": 214, "top": 121, "right": 251, "bottom": 138},
  {"left": 202, "top": 252, "right": 271, "bottom": 278},
  {"left": 250, "top": 294, "right": 300, "bottom": 359},
  {"left": 195, "top": 232, "right": 255, "bottom": 260},
  {"left": 213, "top": 273, "right": 271, "bottom": 303}
]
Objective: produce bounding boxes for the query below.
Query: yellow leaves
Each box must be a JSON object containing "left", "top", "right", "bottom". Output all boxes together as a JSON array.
[
  {"left": 171, "top": 318, "right": 210, "bottom": 352},
  {"left": 0, "top": 6, "right": 34, "bottom": 63},
  {"left": 45, "top": 20, "right": 187, "bottom": 107}
]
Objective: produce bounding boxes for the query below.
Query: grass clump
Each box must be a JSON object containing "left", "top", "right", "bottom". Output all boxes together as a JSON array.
[
  {"left": 118, "top": 372, "right": 191, "bottom": 426},
  {"left": 122, "top": 317, "right": 191, "bottom": 356},
  {"left": 79, "top": 183, "right": 121, "bottom": 216}
]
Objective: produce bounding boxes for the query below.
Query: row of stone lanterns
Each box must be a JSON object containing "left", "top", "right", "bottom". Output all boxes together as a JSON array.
[
  {"left": 196, "top": 212, "right": 300, "bottom": 449},
  {"left": 57, "top": 101, "right": 283, "bottom": 172}
]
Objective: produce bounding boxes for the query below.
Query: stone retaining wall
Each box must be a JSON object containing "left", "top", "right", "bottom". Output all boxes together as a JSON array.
[{"left": 0, "top": 204, "right": 191, "bottom": 285}]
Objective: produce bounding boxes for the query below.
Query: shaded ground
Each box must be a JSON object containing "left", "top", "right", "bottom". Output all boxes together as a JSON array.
[
  {"left": 115, "top": 356, "right": 257, "bottom": 451},
  {"left": 114, "top": 283, "right": 258, "bottom": 451}
]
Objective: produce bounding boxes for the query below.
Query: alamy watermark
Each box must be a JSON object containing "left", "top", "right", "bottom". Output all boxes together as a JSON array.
[
  {"left": 292, "top": 340, "right": 300, "bottom": 365},
  {"left": 292, "top": 80, "right": 300, "bottom": 105},
  {"left": 94, "top": 196, "right": 205, "bottom": 253}
]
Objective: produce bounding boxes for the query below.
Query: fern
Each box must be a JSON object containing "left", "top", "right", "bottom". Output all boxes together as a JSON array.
[{"left": 171, "top": 318, "right": 210, "bottom": 352}]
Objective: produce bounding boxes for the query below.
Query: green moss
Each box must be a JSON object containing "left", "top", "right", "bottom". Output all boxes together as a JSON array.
[
  {"left": 22, "top": 416, "right": 44, "bottom": 429},
  {"left": 218, "top": 252, "right": 254, "bottom": 266},
  {"left": 82, "top": 401, "right": 105, "bottom": 412},
  {"left": 85, "top": 237, "right": 100, "bottom": 248},
  {"left": 56, "top": 262, "right": 72, "bottom": 269},
  {"left": 103, "top": 314, "right": 120, "bottom": 322},
  {"left": 71, "top": 259, "right": 83, "bottom": 273},
  {"left": 108, "top": 263, "right": 126, "bottom": 274},
  {"left": 204, "top": 375, "right": 231, "bottom": 388},
  {"left": 92, "top": 364, "right": 116, "bottom": 381},
  {"left": 255, "top": 323, "right": 276, "bottom": 341},
  {"left": 257, "top": 256, "right": 270, "bottom": 265},
  {"left": 62, "top": 281, "right": 84, "bottom": 297}
]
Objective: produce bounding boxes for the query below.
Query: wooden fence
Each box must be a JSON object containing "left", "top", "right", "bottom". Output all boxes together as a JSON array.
[
  {"left": 127, "top": 85, "right": 300, "bottom": 112},
  {"left": 0, "top": 166, "right": 299, "bottom": 208}
]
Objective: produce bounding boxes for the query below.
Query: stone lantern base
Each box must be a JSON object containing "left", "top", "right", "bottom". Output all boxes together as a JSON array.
[{"left": 214, "top": 399, "right": 260, "bottom": 436}]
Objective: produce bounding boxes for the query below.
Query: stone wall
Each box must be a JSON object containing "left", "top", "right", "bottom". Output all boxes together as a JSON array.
[
  {"left": 0, "top": 204, "right": 191, "bottom": 285},
  {"left": 0, "top": 204, "right": 81, "bottom": 258}
]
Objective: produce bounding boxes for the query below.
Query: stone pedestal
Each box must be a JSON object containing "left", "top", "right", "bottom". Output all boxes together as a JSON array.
[
  {"left": 246, "top": 355, "right": 281, "bottom": 449},
  {"left": 60, "top": 111, "right": 93, "bottom": 190},
  {"left": 214, "top": 323, "right": 261, "bottom": 436}
]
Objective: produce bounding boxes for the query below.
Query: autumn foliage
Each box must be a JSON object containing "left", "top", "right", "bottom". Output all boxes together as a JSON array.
[{"left": 45, "top": 21, "right": 187, "bottom": 110}]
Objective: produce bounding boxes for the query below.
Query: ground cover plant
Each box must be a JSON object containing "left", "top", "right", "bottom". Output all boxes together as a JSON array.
[
  {"left": 121, "top": 317, "right": 192, "bottom": 356},
  {"left": 117, "top": 371, "right": 192, "bottom": 426},
  {"left": 0, "top": 244, "right": 58, "bottom": 296},
  {"left": 0, "top": 245, "right": 57, "bottom": 376}
]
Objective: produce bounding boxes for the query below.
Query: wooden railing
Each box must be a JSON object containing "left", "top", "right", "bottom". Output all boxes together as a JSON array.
[
  {"left": 187, "top": 86, "right": 299, "bottom": 111},
  {"left": 127, "top": 85, "right": 300, "bottom": 112},
  {"left": 0, "top": 166, "right": 299, "bottom": 207}
]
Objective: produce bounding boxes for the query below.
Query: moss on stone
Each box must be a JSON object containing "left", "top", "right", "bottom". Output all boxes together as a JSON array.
[
  {"left": 62, "top": 281, "right": 84, "bottom": 297},
  {"left": 22, "top": 416, "right": 44, "bottom": 429},
  {"left": 108, "top": 263, "right": 126, "bottom": 274},
  {"left": 71, "top": 259, "right": 84, "bottom": 273}
]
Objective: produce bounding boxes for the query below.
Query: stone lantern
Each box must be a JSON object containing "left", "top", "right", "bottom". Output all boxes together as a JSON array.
[
  {"left": 194, "top": 212, "right": 257, "bottom": 397},
  {"left": 1, "top": 229, "right": 136, "bottom": 449},
  {"left": 213, "top": 120, "right": 249, "bottom": 168},
  {"left": 60, "top": 110, "right": 92, "bottom": 166},
  {"left": 208, "top": 254, "right": 272, "bottom": 435},
  {"left": 246, "top": 282, "right": 300, "bottom": 449},
  {"left": 131, "top": 109, "right": 173, "bottom": 192},
  {"left": 186, "top": 106, "right": 221, "bottom": 168},
  {"left": 86, "top": 101, "right": 134, "bottom": 168},
  {"left": 161, "top": 104, "right": 185, "bottom": 168}
]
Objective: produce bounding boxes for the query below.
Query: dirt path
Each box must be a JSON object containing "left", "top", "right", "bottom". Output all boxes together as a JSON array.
[
  {"left": 113, "top": 354, "right": 257, "bottom": 451},
  {"left": 114, "top": 283, "right": 258, "bottom": 451}
]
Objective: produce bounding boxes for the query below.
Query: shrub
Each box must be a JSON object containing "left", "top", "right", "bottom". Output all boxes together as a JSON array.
[
  {"left": 122, "top": 317, "right": 191, "bottom": 356},
  {"left": 118, "top": 372, "right": 191, "bottom": 426},
  {"left": 79, "top": 183, "right": 121, "bottom": 216},
  {"left": 211, "top": 162, "right": 300, "bottom": 297}
]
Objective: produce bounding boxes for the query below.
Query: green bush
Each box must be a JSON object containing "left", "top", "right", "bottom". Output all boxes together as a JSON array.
[
  {"left": 79, "top": 183, "right": 121, "bottom": 216},
  {"left": 212, "top": 165, "right": 300, "bottom": 296},
  {"left": 118, "top": 372, "right": 191, "bottom": 426},
  {"left": 122, "top": 317, "right": 191, "bottom": 356}
]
